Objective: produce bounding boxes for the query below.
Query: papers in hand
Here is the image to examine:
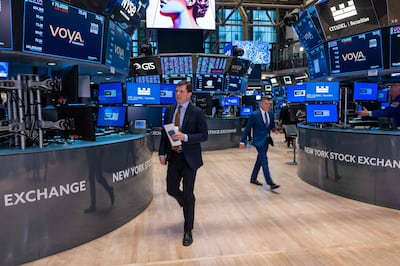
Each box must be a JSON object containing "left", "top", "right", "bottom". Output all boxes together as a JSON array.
[{"left": 163, "top": 123, "right": 182, "bottom": 146}]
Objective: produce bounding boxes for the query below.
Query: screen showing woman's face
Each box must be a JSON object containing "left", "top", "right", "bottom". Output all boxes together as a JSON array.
[{"left": 160, "top": 0, "right": 187, "bottom": 15}]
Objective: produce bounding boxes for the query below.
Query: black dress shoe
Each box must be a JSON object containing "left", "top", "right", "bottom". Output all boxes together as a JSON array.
[
  {"left": 84, "top": 206, "right": 96, "bottom": 214},
  {"left": 182, "top": 231, "right": 193, "bottom": 246},
  {"left": 270, "top": 184, "right": 280, "bottom": 190},
  {"left": 250, "top": 179, "right": 263, "bottom": 186}
]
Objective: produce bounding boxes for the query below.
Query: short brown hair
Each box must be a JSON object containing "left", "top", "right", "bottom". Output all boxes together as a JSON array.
[{"left": 176, "top": 80, "right": 193, "bottom": 93}]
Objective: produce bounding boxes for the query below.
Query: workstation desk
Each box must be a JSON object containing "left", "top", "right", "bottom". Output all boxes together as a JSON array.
[
  {"left": 297, "top": 123, "right": 400, "bottom": 210},
  {"left": 0, "top": 134, "right": 153, "bottom": 265}
]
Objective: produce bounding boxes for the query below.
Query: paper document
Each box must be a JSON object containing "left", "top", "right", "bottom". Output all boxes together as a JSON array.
[{"left": 163, "top": 123, "right": 182, "bottom": 146}]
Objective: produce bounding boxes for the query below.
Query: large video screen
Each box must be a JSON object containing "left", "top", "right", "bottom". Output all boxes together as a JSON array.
[
  {"left": 286, "top": 84, "right": 306, "bottom": 103},
  {"left": 229, "top": 41, "right": 270, "bottom": 65},
  {"left": 305, "top": 82, "right": 340, "bottom": 102},
  {"left": 23, "top": 0, "right": 104, "bottom": 63},
  {"left": 195, "top": 55, "right": 227, "bottom": 75},
  {"left": 97, "top": 106, "right": 126, "bottom": 127},
  {"left": 126, "top": 82, "right": 160, "bottom": 104},
  {"left": 160, "top": 55, "right": 193, "bottom": 76},
  {"left": 104, "top": 20, "right": 132, "bottom": 73},
  {"left": 146, "top": 0, "right": 215, "bottom": 30},
  {"left": 293, "top": 9, "right": 324, "bottom": 52},
  {"left": 315, "top": 0, "right": 379, "bottom": 41},
  {"left": 353, "top": 82, "right": 378, "bottom": 101},
  {"left": 106, "top": 0, "right": 148, "bottom": 34},
  {"left": 390, "top": 26, "right": 400, "bottom": 68},
  {"left": 328, "top": 30, "right": 383, "bottom": 75},
  {"left": 306, "top": 44, "right": 329, "bottom": 80},
  {"left": 98, "top": 82, "right": 123, "bottom": 104},
  {"left": 195, "top": 74, "right": 224, "bottom": 92},
  {"left": 306, "top": 104, "right": 338, "bottom": 123},
  {"left": 0, "top": 0, "right": 12, "bottom": 50}
]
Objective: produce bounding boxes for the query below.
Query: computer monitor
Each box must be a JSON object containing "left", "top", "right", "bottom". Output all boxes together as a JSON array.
[
  {"left": 98, "top": 82, "right": 123, "bottom": 104},
  {"left": 286, "top": 84, "right": 306, "bottom": 103},
  {"left": 57, "top": 105, "right": 96, "bottom": 141},
  {"left": 240, "top": 106, "right": 253, "bottom": 116},
  {"left": 306, "top": 103, "right": 338, "bottom": 123},
  {"left": 353, "top": 82, "right": 378, "bottom": 101},
  {"left": 126, "top": 106, "right": 163, "bottom": 128},
  {"left": 305, "top": 82, "right": 340, "bottom": 102},
  {"left": 97, "top": 106, "right": 127, "bottom": 128},
  {"left": 126, "top": 83, "right": 161, "bottom": 105},
  {"left": 160, "top": 84, "right": 176, "bottom": 105}
]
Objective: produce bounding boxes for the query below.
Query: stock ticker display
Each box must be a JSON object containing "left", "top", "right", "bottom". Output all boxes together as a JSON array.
[{"left": 23, "top": 0, "right": 104, "bottom": 63}]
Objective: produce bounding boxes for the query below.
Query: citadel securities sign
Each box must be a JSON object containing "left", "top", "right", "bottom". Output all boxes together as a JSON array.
[
  {"left": 315, "top": 0, "right": 379, "bottom": 41},
  {"left": 304, "top": 146, "right": 400, "bottom": 169}
]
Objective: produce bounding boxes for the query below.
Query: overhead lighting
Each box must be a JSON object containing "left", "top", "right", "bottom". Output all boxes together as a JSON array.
[
  {"left": 47, "top": 62, "right": 57, "bottom": 66},
  {"left": 105, "top": 77, "right": 111, "bottom": 81},
  {"left": 97, "top": 71, "right": 103, "bottom": 75}
]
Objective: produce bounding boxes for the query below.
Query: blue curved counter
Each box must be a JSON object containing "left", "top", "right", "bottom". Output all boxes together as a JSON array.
[
  {"left": 0, "top": 134, "right": 153, "bottom": 265},
  {"left": 297, "top": 123, "right": 400, "bottom": 209}
]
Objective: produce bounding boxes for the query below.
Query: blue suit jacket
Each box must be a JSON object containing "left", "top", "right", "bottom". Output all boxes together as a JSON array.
[
  {"left": 240, "top": 109, "right": 275, "bottom": 149},
  {"left": 159, "top": 103, "right": 208, "bottom": 170}
]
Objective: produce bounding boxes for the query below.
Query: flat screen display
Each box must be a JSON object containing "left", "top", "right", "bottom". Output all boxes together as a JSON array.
[
  {"left": 106, "top": 0, "right": 148, "bottom": 34},
  {"left": 126, "top": 82, "right": 160, "bottom": 104},
  {"left": 146, "top": 0, "right": 216, "bottom": 30},
  {"left": 195, "top": 55, "right": 227, "bottom": 75},
  {"left": 195, "top": 74, "right": 224, "bottom": 92},
  {"left": 377, "top": 89, "right": 388, "bottom": 102},
  {"left": 315, "top": 0, "right": 379, "bottom": 41},
  {"left": 293, "top": 9, "right": 324, "bottom": 51},
  {"left": 162, "top": 75, "right": 192, "bottom": 85},
  {"left": 230, "top": 41, "right": 270, "bottom": 65},
  {"left": 328, "top": 30, "right": 383, "bottom": 75},
  {"left": 222, "top": 96, "right": 241, "bottom": 106},
  {"left": 353, "top": 82, "right": 378, "bottom": 101},
  {"left": 23, "top": 0, "right": 104, "bottom": 63},
  {"left": 0, "top": 62, "right": 9, "bottom": 78},
  {"left": 104, "top": 20, "right": 131, "bottom": 73},
  {"left": 127, "top": 106, "right": 163, "bottom": 128},
  {"left": 226, "top": 57, "right": 251, "bottom": 76},
  {"left": 286, "top": 84, "right": 306, "bottom": 103},
  {"left": 97, "top": 106, "right": 126, "bottom": 127},
  {"left": 306, "top": 44, "right": 328, "bottom": 81},
  {"left": 160, "top": 55, "right": 193, "bottom": 76},
  {"left": 130, "top": 56, "right": 159, "bottom": 76},
  {"left": 136, "top": 75, "right": 160, "bottom": 84},
  {"left": 224, "top": 75, "right": 243, "bottom": 92},
  {"left": 305, "top": 82, "right": 340, "bottom": 102},
  {"left": 160, "top": 83, "right": 176, "bottom": 104},
  {"left": 390, "top": 26, "right": 400, "bottom": 68},
  {"left": 0, "top": 0, "right": 12, "bottom": 50},
  {"left": 240, "top": 105, "right": 253, "bottom": 116},
  {"left": 306, "top": 104, "right": 338, "bottom": 123},
  {"left": 98, "top": 82, "right": 123, "bottom": 104}
]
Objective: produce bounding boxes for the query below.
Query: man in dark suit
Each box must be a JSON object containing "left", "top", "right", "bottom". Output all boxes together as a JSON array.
[
  {"left": 240, "top": 96, "right": 280, "bottom": 190},
  {"left": 159, "top": 81, "right": 208, "bottom": 246}
]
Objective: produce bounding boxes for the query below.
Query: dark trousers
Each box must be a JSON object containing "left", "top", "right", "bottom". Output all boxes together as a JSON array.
[
  {"left": 166, "top": 153, "right": 197, "bottom": 232},
  {"left": 251, "top": 144, "right": 273, "bottom": 185}
]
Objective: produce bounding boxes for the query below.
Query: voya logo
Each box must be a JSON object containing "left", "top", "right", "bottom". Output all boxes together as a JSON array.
[
  {"left": 114, "top": 44, "right": 125, "bottom": 60},
  {"left": 138, "top": 87, "right": 151, "bottom": 96},
  {"left": 330, "top": 1, "right": 357, "bottom": 22},
  {"left": 341, "top": 51, "right": 366, "bottom": 62},
  {"left": 49, "top": 25, "right": 83, "bottom": 44}
]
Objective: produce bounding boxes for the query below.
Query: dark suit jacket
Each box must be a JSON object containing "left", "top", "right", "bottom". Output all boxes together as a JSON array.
[
  {"left": 159, "top": 103, "right": 208, "bottom": 170},
  {"left": 240, "top": 109, "right": 275, "bottom": 149}
]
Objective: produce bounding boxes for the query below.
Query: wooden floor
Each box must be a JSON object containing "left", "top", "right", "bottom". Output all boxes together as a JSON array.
[{"left": 24, "top": 134, "right": 400, "bottom": 266}]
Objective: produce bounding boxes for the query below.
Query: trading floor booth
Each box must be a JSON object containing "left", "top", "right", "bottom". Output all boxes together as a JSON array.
[
  {"left": 297, "top": 123, "right": 400, "bottom": 210},
  {"left": 0, "top": 135, "right": 153, "bottom": 265}
]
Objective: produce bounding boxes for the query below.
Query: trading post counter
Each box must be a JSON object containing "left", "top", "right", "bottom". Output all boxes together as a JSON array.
[
  {"left": 0, "top": 134, "right": 153, "bottom": 265},
  {"left": 297, "top": 123, "right": 400, "bottom": 210},
  {"left": 150, "top": 117, "right": 243, "bottom": 151}
]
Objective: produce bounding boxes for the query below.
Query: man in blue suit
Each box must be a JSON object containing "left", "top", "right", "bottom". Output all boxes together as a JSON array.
[
  {"left": 159, "top": 81, "right": 208, "bottom": 246},
  {"left": 240, "top": 96, "right": 280, "bottom": 190}
]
